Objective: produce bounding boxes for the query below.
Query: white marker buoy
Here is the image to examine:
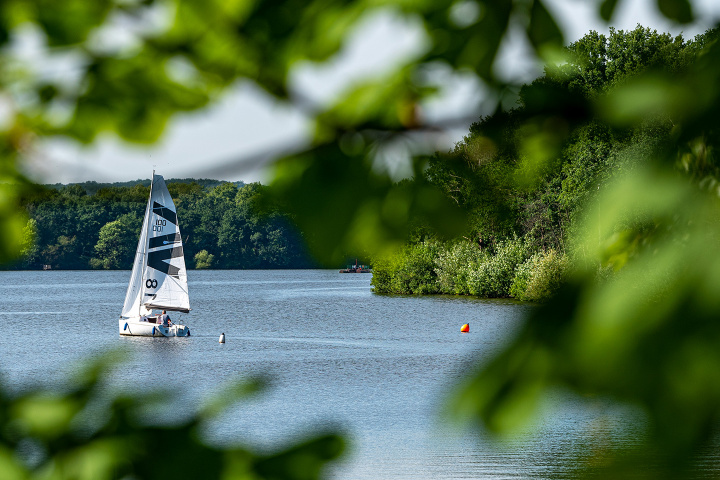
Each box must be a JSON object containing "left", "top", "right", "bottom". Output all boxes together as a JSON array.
[{"left": 219, "top": 333, "right": 225, "bottom": 344}]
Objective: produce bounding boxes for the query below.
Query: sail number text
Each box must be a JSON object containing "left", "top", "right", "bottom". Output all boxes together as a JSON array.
[
  {"left": 145, "top": 279, "right": 158, "bottom": 289},
  {"left": 153, "top": 219, "right": 167, "bottom": 232}
]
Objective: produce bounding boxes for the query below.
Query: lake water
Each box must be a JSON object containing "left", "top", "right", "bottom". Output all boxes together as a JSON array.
[{"left": 0, "top": 270, "right": 714, "bottom": 478}]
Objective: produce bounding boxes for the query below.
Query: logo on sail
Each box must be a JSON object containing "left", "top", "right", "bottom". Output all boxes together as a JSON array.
[
  {"left": 148, "top": 202, "right": 183, "bottom": 278},
  {"left": 153, "top": 202, "right": 177, "bottom": 225},
  {"left": 148, "top": 246, "right": 184, "bottom": 277}
]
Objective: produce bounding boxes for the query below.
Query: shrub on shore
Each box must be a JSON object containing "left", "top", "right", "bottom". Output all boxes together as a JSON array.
[
  {"left": 371, "top": 241, "right": 440, "bottom": 294},
  {"left": 195, "top": 249, "right": 215, "bottom": 269},
  {"left": 467, "top": 238, "right": 531, "bottom": 297},
  {"left": 510, "top": 249, "right": 568, "bottom": 301},
  {"left": 373, "top": 237, "right": 534, "bottom": 298},
  {"left": 435, "top": 241, "right": 482, "bottom": 295}
]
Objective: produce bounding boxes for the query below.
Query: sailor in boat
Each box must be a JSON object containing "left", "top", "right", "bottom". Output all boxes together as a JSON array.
[{"left": 158, "top": 310, "right": 172, "bottom": 327}]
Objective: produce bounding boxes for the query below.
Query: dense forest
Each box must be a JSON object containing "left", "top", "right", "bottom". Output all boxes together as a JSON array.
[
  {"left": 10, "top": 181, "right": 316, "bottom": 270},
  {"left": 44, "top": 178, "right": 245, "bottom": 195},
  {"left": 371, "top": 26, "right": 717, "bottom": 300}
]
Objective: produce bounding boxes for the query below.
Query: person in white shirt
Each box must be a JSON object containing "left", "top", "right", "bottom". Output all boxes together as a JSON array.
[{"left": 159, "top": 310, "right": 172, "bottom": 327}]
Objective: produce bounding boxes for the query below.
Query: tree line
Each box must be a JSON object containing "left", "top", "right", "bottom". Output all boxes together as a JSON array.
[
  {"left": 11, "top": 181, "right": 316, "bottom": 270},
  {"left": 372, "top": 26, "right": 717, "bottom": 300},
  {"left": 44, "top": 178, "right": 245, "bottom": 195}
]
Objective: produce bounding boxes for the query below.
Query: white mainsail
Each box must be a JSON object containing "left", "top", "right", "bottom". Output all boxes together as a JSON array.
[
  {"left": 120, "top": 180, "right": 152, "bottom": 319},
  {"left": 120, "top": 173, "right": 190, "bottom": 318}
]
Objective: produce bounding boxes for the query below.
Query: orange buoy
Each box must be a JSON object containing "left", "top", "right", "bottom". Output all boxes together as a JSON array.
[{"left": 461, "top": 323, "right": 469, "bottom": 333}]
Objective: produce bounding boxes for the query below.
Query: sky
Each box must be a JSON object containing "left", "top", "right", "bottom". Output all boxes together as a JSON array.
[{"left": 26, "top": 0, "right": 720, "bottom": 185}]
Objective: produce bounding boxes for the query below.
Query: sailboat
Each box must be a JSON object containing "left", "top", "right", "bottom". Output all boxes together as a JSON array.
[{"left": 119, "top": 173, "right": 191, "bottom": 337}]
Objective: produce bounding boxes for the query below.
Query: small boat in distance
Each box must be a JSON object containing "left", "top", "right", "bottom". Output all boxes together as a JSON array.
[
  {"left": 119, "top": 172, "right": 191, "bottom": 337},
  {"left": 339, "top": 259, "right": 371, "bottom": 273}
]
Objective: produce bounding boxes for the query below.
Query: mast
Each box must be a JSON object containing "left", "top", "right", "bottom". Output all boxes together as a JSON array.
[{"left": 137, "top": 171, "right": 155, "bottom": 316}]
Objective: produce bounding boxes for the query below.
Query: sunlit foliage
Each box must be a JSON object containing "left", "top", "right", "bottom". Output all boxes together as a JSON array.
[
  {"left": 194, "top": 249, "right": 214, "bottom": 269},
  {"left": 509, "top": 249, "right": 568, "bottom": 302}
]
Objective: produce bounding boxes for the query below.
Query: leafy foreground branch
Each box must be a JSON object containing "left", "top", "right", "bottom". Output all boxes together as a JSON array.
[{"left": 0, "top": 354, "right": 344, "bottom": 480}]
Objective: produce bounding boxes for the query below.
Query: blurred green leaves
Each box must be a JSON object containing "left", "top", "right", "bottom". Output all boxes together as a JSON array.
[
  {"left": 600, "top": 0, "right": 620, "bottom": 22},
  {"left": 3, "top": 0, "right": 720, "bottom": 478},
  {"left": 12, "top": 394, "right": 82, "bottom": 439},
  {"left": 0, "top": 138, "right": 31, "bottom": 265},
  {"left": 269, "top": 142, "right": 464, "bottom": 265},
  {"left": 528, "top": 0, "right": 564, "bottom": 59},
  {"left": 200, "top": 376, "right": 267, "bottom": 419},
  {"left": 34, "top": 0, "right": 115, "bottom": 46},
  {"left": 657, "top": 0, "right": 694, "bottom": 24},
  {"left": 0, "top": 356, "right": 345, "bottom": 480},
  {"left": 314, "top": 68, "right": 430, "bottom": 136}
]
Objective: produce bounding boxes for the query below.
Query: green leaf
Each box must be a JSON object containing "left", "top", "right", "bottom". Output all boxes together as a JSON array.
[
  {"left": 314, "top": 68, "right": 427, "bottom": 135},
  {"left": 657, "top": 0, "right": 694, "bottom": 24},
  {"left": 268, "top": 142, "right": 465, "bottom": 265},
  {"left": 528, "top": 0, "right": 564, "bottom": 57},
  {"left": 11, "top": 395, "right": 81, "bottom": 439},
  {"left": 47, "top": 438, "right": 131, "bottom": 480},
  {"left": 66, "top": 52, "right": 210, "bottom": 143},
  {"left": 254, "top": 434, "right": 346, "bottom": 480},
  {"left": 0, "top": 446, "right": 28, "bottom": 480},
  {"left": 34, "top": 0, "right": 114, "bottom": 46},
  {"left": 200, "top": 377, "right": 267, "bottom": 419},
  {"left": 599, "top": 0, "right": 619, "bottom": 21},
  {"left": 0, "top": 158, "right": 31, "bottom": 264},
  {"left": 423, "top": 0, "right": 512, "bottom": 81},
  {"left": 598, "top": 74, "right": 707, "bottom": 126}
]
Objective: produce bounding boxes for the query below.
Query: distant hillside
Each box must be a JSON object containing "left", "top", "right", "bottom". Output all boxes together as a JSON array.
[{"left": 45, "top": 178, "right": 246, "bottom": 195}]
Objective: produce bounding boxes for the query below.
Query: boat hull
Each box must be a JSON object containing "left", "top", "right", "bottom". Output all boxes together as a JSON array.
[{"left": 119, "top": 319, "right": 190, "bottom": 337}]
